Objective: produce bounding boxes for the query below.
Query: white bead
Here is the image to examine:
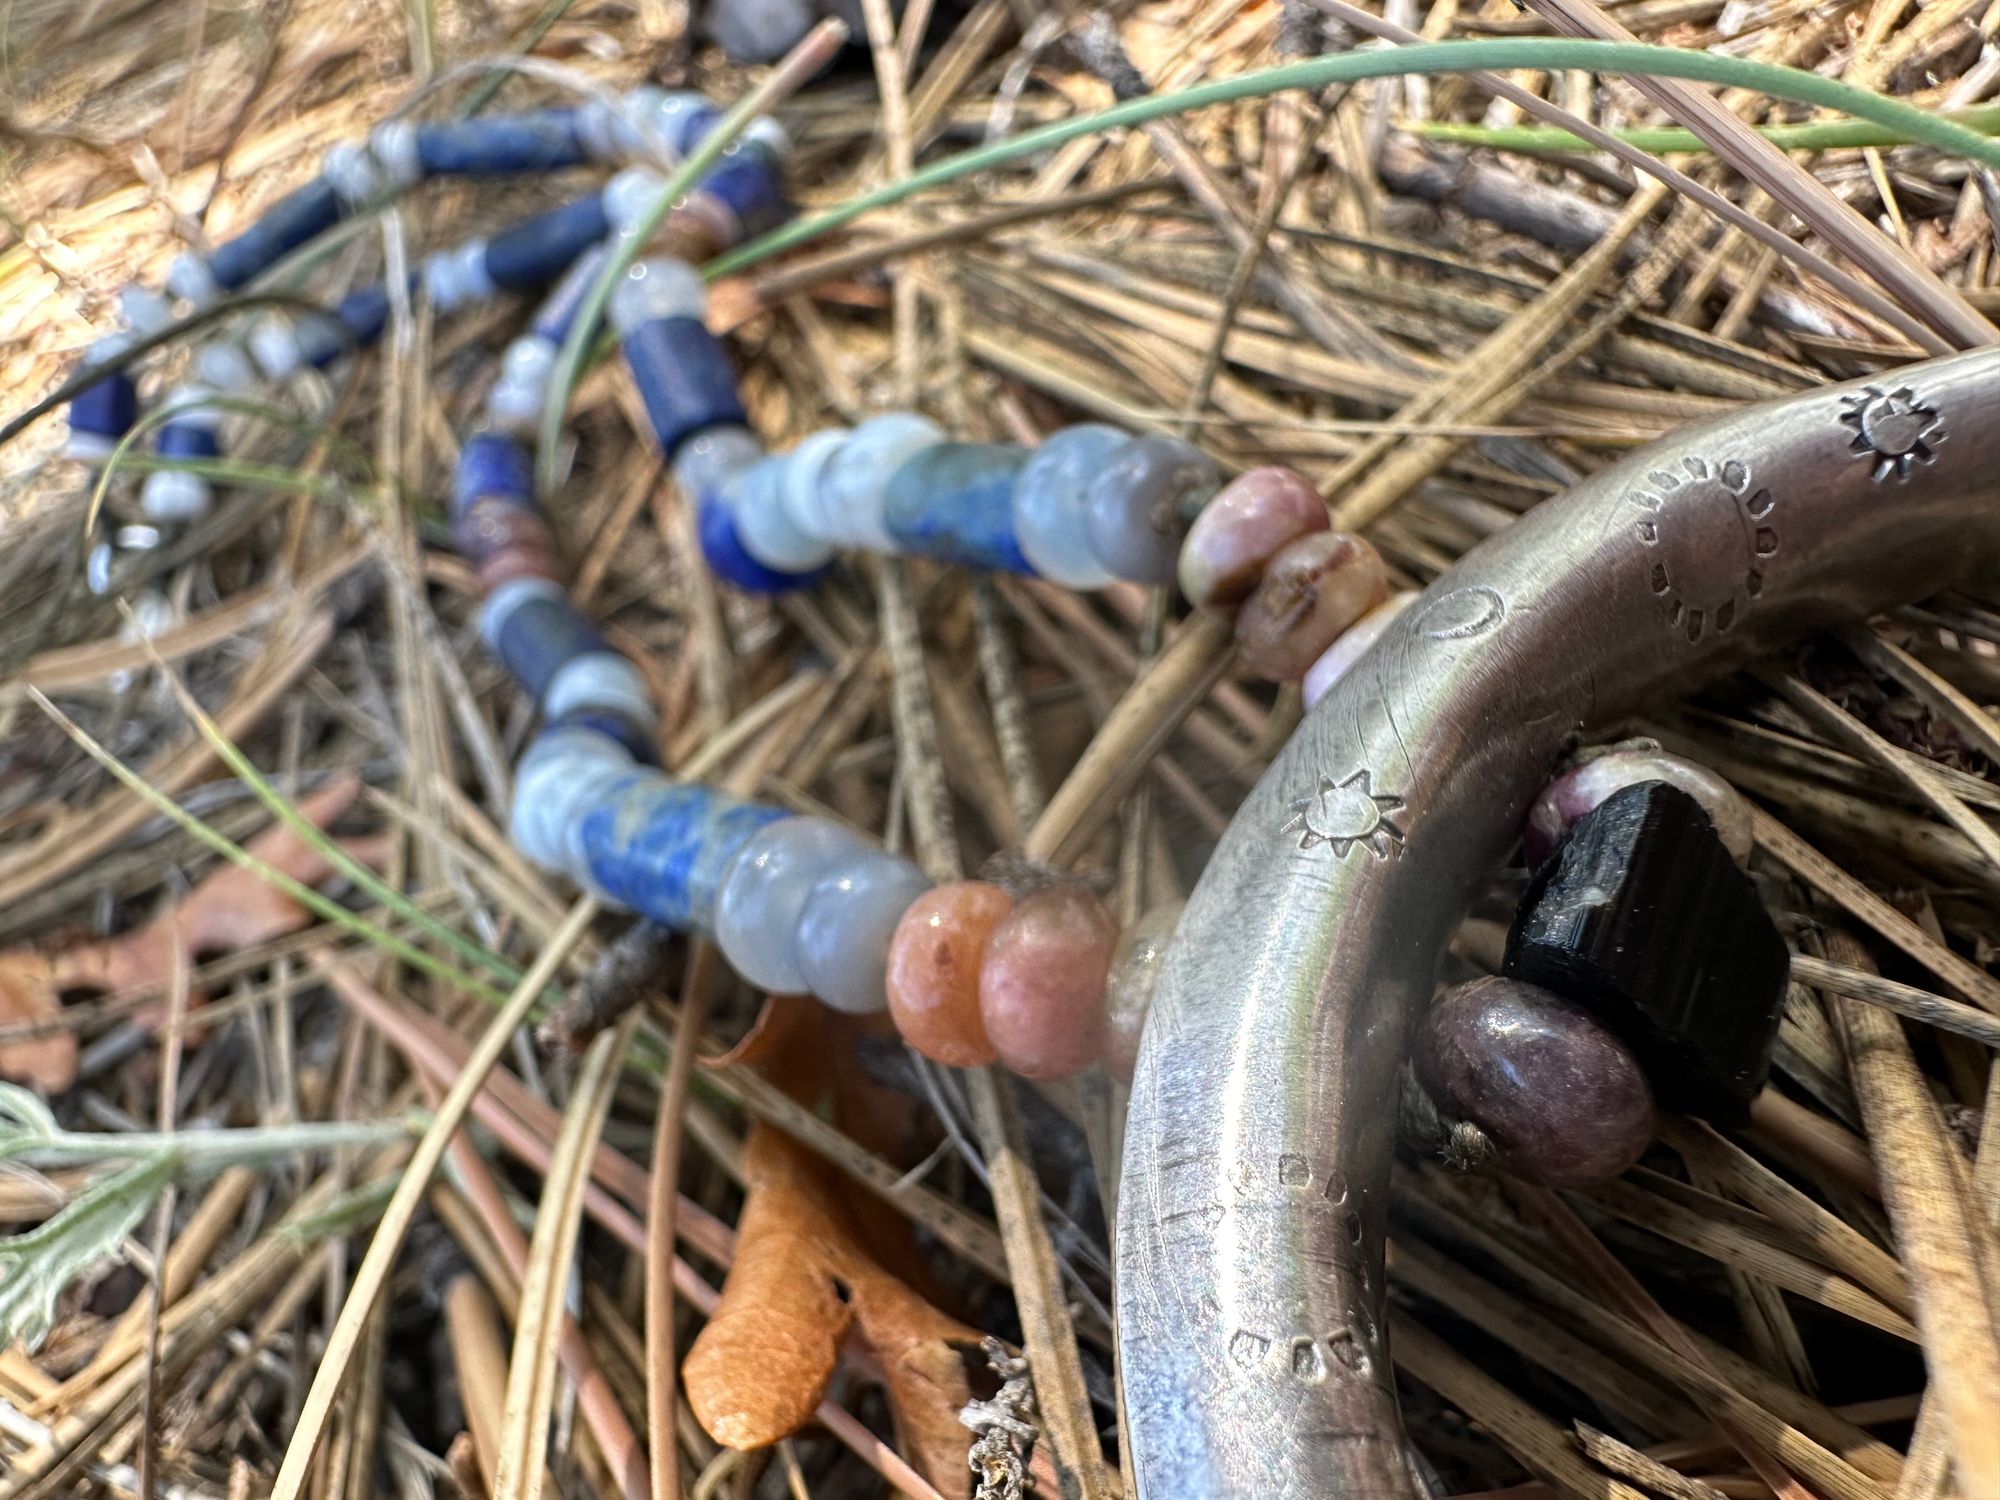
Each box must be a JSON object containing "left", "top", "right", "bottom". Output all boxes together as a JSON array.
[
  {"left": 248, "top": 315, "right": 306, "bottom": 380},
  {"left": 617, "top": 86, "right": 669, "bottom": 156},
  {"left": 816, "top": 412, "right": 944, "bottom": 551},
  {"left": 423, "top": 240, "right": 496, "bottom": 311},
  {"left": 743, "top": 115, "right": 790, "bottom": 157},
  {"left": 479, "top": 576, "right": 565, "bottom": 651},
  {"left": 608, "top": 257, "right": 706, "bottom": 332},
  {"left": 367, "top": 119, "right": 424, "bottom": 190},
  {"left": 714, "top": 817, "right": 868, "bottom": 993},
  {"left": 542, "top": 651, "right": 656, "bottom": 724},
  {"left": 734, "top": 457, "right": 834, "bottom": 572},
  {"left": 165, "top": 253, "right": 222, "bottom": 308},
  {"left": 320, "top": 142, "right": 381, "bottom": 209},
  {"left": 197, "top": 340, "right": 260, "bottom": 393},
  {"left": 65, "top": 431, "right": 114, "bottom": 463},
  {"left": 486, "top": 336, "right": 558, "bottom": 431},
  {"left": 141, "top": 470, "right": 213, "bottom": 522},
  {"left": 649, "top": 91, "right": 712, "bottom": 158},
  {"left": 119, "top": 285, "right": 175, "bottom": 335},
  {"left": 777, "top": 428, "right": 850, "bottom": 547},
  {"left": 86, "top": 542, "right": 116, "bottom": 595},
  {"left": 574, "top": 97, "right": 621, "bottom": 162},
  {"left": 1302, "top": 590, "right": 1417, "bottom": 709},
  {"left": 603, "top": 168, "right": 670, "bottom": 236},
  {"left": 123, "top": 590, "right": 176, "bottom": 643},
  {"left": 511, "top": 727, "right": 636, "bottom": 877}
]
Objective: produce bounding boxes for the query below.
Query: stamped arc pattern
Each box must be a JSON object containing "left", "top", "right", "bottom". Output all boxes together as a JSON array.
[
  {"left": 1627, "top": 454, "right": 1775, "bottom": 643},
  {"left": 1119, "top": 350, "right": 2000, "bottom": 1500}
]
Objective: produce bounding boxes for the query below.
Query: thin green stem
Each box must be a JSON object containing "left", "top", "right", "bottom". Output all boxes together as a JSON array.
[
  {"left": 1416, "top": 99, "right": 2000, "bottom": 155},
  {"left": 704, "top": 39, "right": 2000, "bottom": 281},
  {"left": 6, "top": 1118, "right": 418, "bottom": 1169}
]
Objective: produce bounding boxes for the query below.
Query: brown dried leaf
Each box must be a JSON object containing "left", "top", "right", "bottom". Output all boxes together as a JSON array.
[
  {"left": 683, "top": 1122, "right": 983, "bottom": 1499},
  {"left": 0, "top": 952, "right": 74, "bottom": 1093}
]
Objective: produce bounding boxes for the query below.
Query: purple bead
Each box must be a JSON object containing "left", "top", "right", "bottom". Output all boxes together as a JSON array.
[
  {"left": 621, "top": 316, "right": 748, "bottom": 460},
  {"left": 1524, "top": 741, "right": 1753, "bottom": 868},
  {"left": 1084, "top": 435, "right": 1220, "bottom": 584},
  {"left": 1414, "top": 976, "right": 1656, "bottom": 1189}
]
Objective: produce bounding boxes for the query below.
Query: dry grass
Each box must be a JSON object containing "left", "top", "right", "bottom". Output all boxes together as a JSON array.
[{"left": 3, "top": 0, "right": 2000, "bottom": 1497}]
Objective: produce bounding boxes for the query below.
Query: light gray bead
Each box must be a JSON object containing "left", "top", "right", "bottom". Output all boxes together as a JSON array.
[
  {"left": 796, "top": 851, "right": 931, "bottom": 1014},
  {"left": 734, "top": 456, "right": 836, "bottom": 572},
  {"left": 1013, "top": 424, "right": 1125, "bottom": 589},
  {"left": 714, "top": 817, "right": 867, "bottom": 993},
  {"left": 1083, "top": 435, "right": 1221, "bottom": 583},
  {"left": 702, "top": 0, "right": 814, "bottom": 62}
]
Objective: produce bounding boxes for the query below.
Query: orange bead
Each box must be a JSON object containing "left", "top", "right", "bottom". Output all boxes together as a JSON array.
[
  {"left": 884, "top": 881, "right": 1011, "bottom": 1067},
  {"left": 978, "top": 885, "right": 1117, "bottom": 1081}
]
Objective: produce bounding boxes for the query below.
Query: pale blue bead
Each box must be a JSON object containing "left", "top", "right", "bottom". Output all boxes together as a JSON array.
[
  {"left": 777, "top": 428, "right": 850, "bottom": 549},
  {"left": 795, "top": 851, "right": 930, "bottom": 1014},
  {"left": 673, "top": 425, "right": 765, "bottom": 504},
  {"left": 608, "top": 257, "right": 706, "bottom": 332},
  {"left": 732, "top": 456, "right": 835, "bottom": 572},
  {"left": 714, "top": 817, "right": 867, "bottom": 993},
  {"left": 1083, "top": 434, "right": 1221, "bottom": 584},
  {"left": 816, "top": 412, "right": 944, "bottom": 550},
  {"left": 1013, "top": 424, "right": 1125, "bottom": 588}
]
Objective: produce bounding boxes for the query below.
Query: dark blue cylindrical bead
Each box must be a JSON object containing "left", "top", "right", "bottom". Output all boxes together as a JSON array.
[
  {"left": 668, "top": 102, "right": 725, "bottom": 157},
  {"left": 494, "top": 594, "right": 610, "bottom": 701},
  {"left": 622, "top": 316, "right": 748, "bottom": 459},
  {"left": 882, "top": 442, "right": 1034, "bottom": 573},
  {"left": 549, "top": 707, "right": 659, "bottom": 766},
  {"left": 335, "top": 282, "right": 394, "bottom": 348},
  {"left": 531, "top": 245, "right": 609, "bottom": 344},
  {"left": 483, "top": 193, "right": 611, "bottom": 291},
  {"left": 698, "top": 498, "right": 822, "bottom": 594},
  {"left": 578, "top": 774, "right": 788, "bottom": 931},
  {"left": 69, "top": 371, "right": 139, "bottom": 443},
  {"left": 699, "top": 145, "right": 791, "bottom": 239},
  {"left": 209, "top": 178, "right": 345, "bottom": 291},
  {"left": 413, "top": 111, "right": 588, "bottom": 176},
  {"left": 157, "top": 416, "right": 221, "bottom": 462},
  {"left": 454, "top": 433, "right": 536, "bottom": 516}
]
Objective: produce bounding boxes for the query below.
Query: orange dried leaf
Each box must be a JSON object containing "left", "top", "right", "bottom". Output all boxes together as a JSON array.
[
  {"left": 683, "top": 1123, "right": 984, "bottom": 1498},
  {"left": 0, "top": 952, "right": 74, "bottom": 1093}
]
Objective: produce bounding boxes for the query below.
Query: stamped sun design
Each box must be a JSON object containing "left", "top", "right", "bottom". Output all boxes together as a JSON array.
[
  {"left": 1283, "top": 770, "right": 1405, "bottom": 860},
  {"left": 1839, "top": 386, "right": 1944, "bottom": 482},
  {"left": 1629, "top": 455, "right": 1774, "bottom": 645}
]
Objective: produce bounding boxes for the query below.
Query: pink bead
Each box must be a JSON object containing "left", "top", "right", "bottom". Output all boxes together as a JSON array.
[
  {"left": 1523, "top": 740, "right": 1753, "bottom": 868},
  {"left": 1234, "top": 531, "right": 1390, "bottom": 681},
  {"left": 1177, "top": 466, "right": 1328, "bottom": 609},
  {"left": 977, "top": 885, "right": 1117, "bottom": 1081},
  {"left": 1103, "top": 901, "right": 1182, "bottom": 1084},
  {"left": 885, "top": 882, "right": 1011, "bottom": 1068},
  {"left": 1301, "top": 591, "right": 1418, "bottom": 708}
]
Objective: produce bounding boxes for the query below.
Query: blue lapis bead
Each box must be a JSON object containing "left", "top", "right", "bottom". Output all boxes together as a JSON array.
[
  {"left": 493, "top": 593, "right": 611, "bottom": 701},
  {"left": 454, "top": 432, "right": 536, "bottom": 516},
  {"left": 209, "top": 178, "right": 345, "bottom": 291},
  {"left": 699, "top": 145, "right": 791, "bottom": 239},
  {"left": 882, "top": 442, "right": 1035, "bottom": 573},
  {"left": 698, "top": 497, "right": 822, "bottom": 594},
  {"left": 157, "top": 415, "right": 222, "bottom": 463},
  {"left": 665, "top": 102, "right": 725, "bottom": 157},
  {"left": 483, "top": 193, "right": 611, "bottom": 292},
  {"left": 548, "top": 707, "right": 659, "bottom": 766},
  {"left": 622, "top": 316, "right": 748, "bottom": 459},
  {"left": 69, "top": 369, "right": 139, "bottom": 446},
  {"left": 577, "top": 773, "right": 789, "bottom": 931},
  {"left": 413, "top": 111, "right": 588, "bottom": 176}
]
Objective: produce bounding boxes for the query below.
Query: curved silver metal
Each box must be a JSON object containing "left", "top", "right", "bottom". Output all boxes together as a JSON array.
[{"left": 1117, "top": 350, "right": 2000, "bottom": 1499}]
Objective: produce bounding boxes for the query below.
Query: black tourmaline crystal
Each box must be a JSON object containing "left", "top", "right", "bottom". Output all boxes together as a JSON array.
[{"left": 1504, "top": 780, "right": 1787, "bottom": 1122}]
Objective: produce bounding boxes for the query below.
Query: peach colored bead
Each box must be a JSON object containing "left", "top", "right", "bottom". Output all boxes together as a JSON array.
[
  {"left": 1177, "top": 466, "right": 1329, "bottom": 609},
  {"left": 1234, "top": 530, "right": 1389, "bottom": 681},
  {"left": 978, "top": 885, "right": 1118, "bottom": 1081},
  {"left": 1301, "top": 590, "right": 1418, "bottom": 708},
  {"left": 1103, "top": 900, "right": 1183, "bottom": 1084},
  {"left": 884, "top": 881, "right": 1011, "bottom": 1067}
]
